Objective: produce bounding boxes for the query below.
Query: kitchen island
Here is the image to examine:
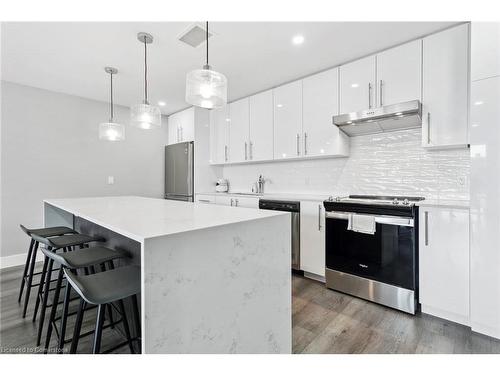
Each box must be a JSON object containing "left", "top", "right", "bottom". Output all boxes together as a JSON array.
[{"left": 43, "top": 196, "right": 291, "bottom": 354}]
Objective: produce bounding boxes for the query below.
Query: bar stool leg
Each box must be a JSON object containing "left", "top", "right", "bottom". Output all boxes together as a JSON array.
[
  {"left": 18, "top": 239, "right": 35, "bottom": 303},
  {"left": 32, "top": 245, "right": 52, "bottom": 322},
  {"left": 70, "top": 298, "right": 86, "bottom": 354},
  {"left": 117, "top": 300, "right": 135, "bottom": 354},
  {"left": 44, "top": 266, "right": 64, "bottom": 353},
  {"left": 92, "top": 304, "right": 106, "bottom": 354},
  {"left": 131, "top": 294, "right": 141, "bottom": 352},
  {"left": 36, "top": 257, "right": 54, "bottom": 346},
  {"left": 22, "top": 241, "right": 39, "bottom": 318},
  {"left": 99, "top": 263, "right": 115, "bottom": 329},
  {"left": 58, "top": 277, "right": 72, "bottom": 352}
]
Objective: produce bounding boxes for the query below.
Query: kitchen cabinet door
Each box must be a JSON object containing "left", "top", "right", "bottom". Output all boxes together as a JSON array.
[
  {"left": 422, "top": 23, "right": 470, "bottom": 148},
  {"left": 300, "top": 201, "right": 325, "bottom": 277},
  {"left": 303, "top": 68, "right": 349, "bottom": 157},
  {"left": 229, "top": 98, "right": 250, "bottom": 163},
  {"left": 167, "top": 107, "right": 194, "bottom": 144},
  {"left": 339, "top": 55, "right": 376, "bottom": 114},
  {"left": 209, "top": 106, "right": 230, "bottom": 164},
  {"left": 419, "top": 206, "right": 470, "bottom": 325},
  {"left": 471, "top": 22, "right": 500, "bottom": 81},
  {"left": 249, "top": 90, "right": 274, "bottom": 161},
  {"left": 376, "top": 39, "right": 422, "bottom": 106},
  {"left": 233, "top": 196, "right": 259, "bottom": 208},
  {"left": 273, "top": 80, "right": 303, "bottom": 160},
  {"left": 215, "top": 195, "right": 235, "bottom": 206}
]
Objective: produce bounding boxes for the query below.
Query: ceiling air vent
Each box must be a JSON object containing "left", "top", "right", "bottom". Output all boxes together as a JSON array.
[{"left": 178, "top": 24, "right": 213, "bottom": 48}]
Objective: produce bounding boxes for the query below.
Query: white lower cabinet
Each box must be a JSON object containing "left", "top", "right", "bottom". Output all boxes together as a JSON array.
[
  {"left": 214, "top": 195, "right": 258, "bottom": 208},
  {"left": 418, "top": 206, "right": 470, "bottom": 325},
  {"left": 300, "top": 201, "right": 325, "bottom": 277},
  {"left": 195, "top": 194, "right": 216, "bottom": 204}
]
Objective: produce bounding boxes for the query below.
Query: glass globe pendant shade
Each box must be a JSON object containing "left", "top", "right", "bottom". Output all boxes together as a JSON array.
[
  {"left": 130, "top": 102, "right": 162, "bottom": 129},
  {"left": 185, "top": 68, "right": 227, "bottom": 109},
  {"left": 99, "top": 122, "right": 125, "bottom": 141}
]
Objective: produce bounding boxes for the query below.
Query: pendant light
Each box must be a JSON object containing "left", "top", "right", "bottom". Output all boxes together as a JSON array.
[
  {"left": 130, "top": 32, "right": 161, "bottom": 129},
  {"left": 99, "top": 67, "right": 125, "bottom": 141},
  {"left": 185, "top": 22, "right": 227, "bottom": 109}
]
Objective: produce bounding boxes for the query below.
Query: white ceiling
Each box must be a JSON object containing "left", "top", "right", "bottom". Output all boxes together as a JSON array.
[{"left": 1, "top": 22, "right": 459, "bottom": 115}]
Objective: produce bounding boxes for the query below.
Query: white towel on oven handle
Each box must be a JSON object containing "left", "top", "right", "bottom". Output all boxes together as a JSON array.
[{"left": 347, "top": 213, "right": 376, "bottom": 235}]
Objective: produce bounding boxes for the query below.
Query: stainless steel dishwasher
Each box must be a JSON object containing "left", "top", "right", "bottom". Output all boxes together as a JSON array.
[{"left": 258, "top": 199, "right": 300, "bottom": 270}]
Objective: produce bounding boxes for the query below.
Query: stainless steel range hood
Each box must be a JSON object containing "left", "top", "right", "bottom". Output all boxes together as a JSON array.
[{"left": 333, "top": 100, "right": 422, "bottom": 137}]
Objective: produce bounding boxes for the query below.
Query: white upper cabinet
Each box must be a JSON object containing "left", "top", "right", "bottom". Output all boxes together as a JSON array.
[
  {"left": 376, "top": 39, "right": 422, "bottom": 106},
  {"left": 167, "top": 107, "right": 194, "bottom": 145},
  {"left": 300, "top": 200, "right": 325, "bottom": 277},
  {"left": 339, "top": 55, "right": 376, "bottom": 114},
  {"left": 471, "top": 22, "right": 500, "bottom": 81},
  {"left": 303, "top": 68, "right": 349, "bottom": 157},
  {"left": 249, "top": 90, "right": 274, "bottom": 161},
  {"left": 273, "top": 80, "right": 303, "bottom": 160},
  {"left": 209, "top": 106, "right": 230, "bottom": 164},
  {"left": 228, "top": 98, "right": 250, "bottom": 163},
  {"left": 419, "top": 206, "right": 470, "bottom": 325},
  {"left": 422, "top": 23, "right": 470, "bottom": 148}
]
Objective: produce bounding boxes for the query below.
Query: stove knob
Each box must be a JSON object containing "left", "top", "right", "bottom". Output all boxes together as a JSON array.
[
  {"left": 328, "top": 196, "right": 334, "bottom": 202},
  {"left": 403, "top": 199, "right": 409, "bottom": 206},
  {"left": 335, "top": 196, "right": 341, "bottom": 202},
  {"left": 392, "top": 198, "right": 399, "bottom": 205}
]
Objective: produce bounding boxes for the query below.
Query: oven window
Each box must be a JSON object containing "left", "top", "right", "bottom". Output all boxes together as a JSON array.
[{"left": 325, "top": 217, "right": 415, "bottom": 290}]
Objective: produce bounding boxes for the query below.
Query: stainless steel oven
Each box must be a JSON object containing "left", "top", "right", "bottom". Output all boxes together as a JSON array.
[{"left": 323, "top": 195, "right": 423, "bottom": 314}]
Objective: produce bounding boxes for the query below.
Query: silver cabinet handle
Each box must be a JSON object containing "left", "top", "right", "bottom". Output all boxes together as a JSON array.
[
  {"left": 304, "top": 132, "right": 308, "bottom": 155},
  {"left": 245, "top": 142, "right": 248, "bottom": 160},
  {"left": 180, "top": 126, "right": 183, "bottom": 141},
  {"left": 230, "top": 198, "right": 234, "bottom": 206},
  {"left": 318, "top": 204, "right": 322, "bottom": 231},
  {"left": 235, "top": 199, "right": 239, "bottom": 207},
  {"left": 427, "top": 112, "right": 431, "bottom": 145},
  {"left": 249, "top": 141, "right": 253, "bottom": 160},
  {"left": 424, "top": 211, "right": 429, "bottom": 246},
  {"left": 379, "top": 80, "right": 383, "bottom": 107},
  {"left": 368, "top": 83, "right": 372, "bottom": 109},
  {"left": 198, "top": 199, "right": 211, "bottom": 203},
  {"left": 224, "top": 145, "right": 228, "bottom": 162},
  {"left": 296, "top": 134, "right": 300, "bottom": 156}
]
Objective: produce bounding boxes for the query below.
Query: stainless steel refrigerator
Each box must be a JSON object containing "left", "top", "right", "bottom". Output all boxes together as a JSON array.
[{"left": 164, "top": 141, "right": 194, "bottom": 202}]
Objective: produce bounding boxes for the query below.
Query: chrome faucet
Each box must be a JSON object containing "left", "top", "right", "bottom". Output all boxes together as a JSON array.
[{"left": 257, "top": 175, "right": 265, "bottom": 194}]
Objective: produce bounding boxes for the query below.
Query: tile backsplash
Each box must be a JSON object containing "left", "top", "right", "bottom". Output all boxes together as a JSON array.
[{"left": 222, "top": 129, "right": 470, "bottom": 200}]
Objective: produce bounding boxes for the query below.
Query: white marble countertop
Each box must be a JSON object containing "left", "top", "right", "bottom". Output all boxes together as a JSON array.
[
  {"left": 197, "top": 191, "right": 332, "bottom": 202},
  {"left": 416, "top": 199, "right": 470, "bottom": 209},
  {"left": 44, "top": 196, "right": 288, "bottom": 242}
]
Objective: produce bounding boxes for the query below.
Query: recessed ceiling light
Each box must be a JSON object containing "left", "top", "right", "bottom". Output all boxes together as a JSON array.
[
  {"left": 277, "top": 104, "right": 283, "bottom": 108},
  {"left": 474, "top": 101, "right": 484, "bottom": 106},
  {"left": 292, "top": 35, "right": 304, "bottom": 45},
  {"left": 158, "top": 101, "right": 166, "bottom": 106},
  {"left": 351, "top": 83, "right": 359, "bottom": 88}
]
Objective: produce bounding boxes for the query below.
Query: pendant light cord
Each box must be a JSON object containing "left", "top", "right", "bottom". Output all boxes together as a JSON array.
[
  {"left": 144, "top": 36, "right": 148, "bottom": 103},
  {"left": 206, "top": 21, "right": 209, "bottom": 66},
  {"left": 110, "top": 71, "right": 114, "bottom": 121}
]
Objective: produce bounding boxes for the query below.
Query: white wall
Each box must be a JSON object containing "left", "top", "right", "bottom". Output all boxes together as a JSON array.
[
  {"left": 1, "top": 81, "right": 168, "bottom": 261},
  {"left": 222, "top": 128, "right": 470, "bottom": 200}
]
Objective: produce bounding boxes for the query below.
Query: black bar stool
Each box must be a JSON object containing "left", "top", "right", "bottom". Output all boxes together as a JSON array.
[
  {"left": 66, "top": 265, "right": 141, "bottom": 354},
  {"left": 18, "top": 225, "right": 76, "bottom": 318},
  {"left": 39, "top": 245, "right": 124, "bottom": 353},
  {"left": 31, "top": 232, "right": 104, "bottom": 346}
]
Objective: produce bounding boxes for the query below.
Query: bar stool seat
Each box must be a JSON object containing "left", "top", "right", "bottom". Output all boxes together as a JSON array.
[
  {"left": 32, "top": 233, "right": 103, "bottom": 249},
  {"left": 44, "top": 246, "right": 121, "bottom": 269},
  {"left": 65, "top": 265, "right": 140, "bottom": 305},
  {"left": 20, "top": 225, "right": 76, "bottom": 238}
]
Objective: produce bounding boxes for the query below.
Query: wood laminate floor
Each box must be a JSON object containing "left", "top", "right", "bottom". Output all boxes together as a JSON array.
[
  {"left": 292, "top": 274, "right": 500, "bottom": 354},
  {"left": 2, "top": 264, "right": 500, "bottom": 354}
]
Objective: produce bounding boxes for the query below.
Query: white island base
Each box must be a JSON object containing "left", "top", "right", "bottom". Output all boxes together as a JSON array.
[{"left": 43, "top": 196, "right": 291, "bottom": 354}]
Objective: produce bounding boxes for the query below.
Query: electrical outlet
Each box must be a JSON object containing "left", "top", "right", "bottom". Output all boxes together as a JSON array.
[
  {"left": 458, "top": 176, "right": 465, "bottom": 186},
  {"left": 107, "top": 176, "right": 114, "bottom": 185}
]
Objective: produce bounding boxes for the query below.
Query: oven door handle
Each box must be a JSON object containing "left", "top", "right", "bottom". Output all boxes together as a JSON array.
[{"left": 325, "top": 211, "right": 414, "bottom": 227}]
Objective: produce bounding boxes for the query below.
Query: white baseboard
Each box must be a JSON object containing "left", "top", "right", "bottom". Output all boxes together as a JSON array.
[{"left": 0, "top": 252, "right": 44, "bottom": 269}]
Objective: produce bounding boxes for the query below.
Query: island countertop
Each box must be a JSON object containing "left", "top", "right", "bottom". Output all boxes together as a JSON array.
[{"left": 44, "top": 196, "right": 288, "bottom": 242}]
